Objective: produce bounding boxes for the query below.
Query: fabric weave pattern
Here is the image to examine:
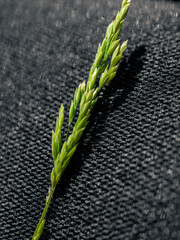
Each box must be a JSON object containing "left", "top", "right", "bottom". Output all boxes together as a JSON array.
[{"left": 0, "top": 0, "right": 180, "bottom": 239}]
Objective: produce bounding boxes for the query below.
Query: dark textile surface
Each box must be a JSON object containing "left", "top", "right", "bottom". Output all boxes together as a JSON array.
[{"left": 0, "top": 0, "right": 180, "bottom": 239}]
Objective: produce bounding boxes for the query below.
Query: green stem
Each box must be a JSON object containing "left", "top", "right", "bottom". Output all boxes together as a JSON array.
[
  {"left": 65, "top": 124, "right": 70, "bottom": 142},
  {"left": 31, "top": 186, "right": 56, "bottom": 240}
]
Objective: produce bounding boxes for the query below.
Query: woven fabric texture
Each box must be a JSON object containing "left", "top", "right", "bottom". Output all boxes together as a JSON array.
[{"left": 0, "top": 0, "right": 180, "bottom": 239}]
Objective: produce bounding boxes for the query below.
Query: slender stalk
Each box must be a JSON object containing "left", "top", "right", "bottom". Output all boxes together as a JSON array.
[
  {"left": 28, "top": 1, "right": 131, "bottom": 239},
  {"left": 65, "top": 124, "right": 70, "bottom": 142},
  {"left": 31, "top": 186, "right": 56, "bottom": 240}
]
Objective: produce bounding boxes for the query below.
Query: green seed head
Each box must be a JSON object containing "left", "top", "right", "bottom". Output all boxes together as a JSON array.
[{"left": 32, "top": 2, "right": 131, "bottom": 239}]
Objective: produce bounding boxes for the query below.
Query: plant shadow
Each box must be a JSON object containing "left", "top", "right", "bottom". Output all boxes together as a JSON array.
[{"left": 44, "top": 45, "right": 147, "bottom": 238}]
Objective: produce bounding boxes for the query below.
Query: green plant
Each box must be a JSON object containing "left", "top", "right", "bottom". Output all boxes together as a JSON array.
[{"left": 27, "top": 0, "right": 131, "bottom": 239}]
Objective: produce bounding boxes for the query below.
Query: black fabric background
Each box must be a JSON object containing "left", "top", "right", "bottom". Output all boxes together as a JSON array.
[{"left": 0, "top": 0, "right": 180, "bottom": 239}]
